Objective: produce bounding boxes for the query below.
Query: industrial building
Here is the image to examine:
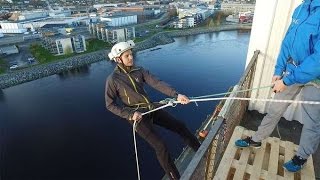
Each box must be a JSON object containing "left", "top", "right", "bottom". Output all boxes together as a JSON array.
[
  {"left": 100, "top": 15, "right": 137, "bottom": 27},
  {"left": 0, "top": 22, "right": 27, "bottom": 34},
  {"left": 0, "top": 9, "right": 88, "bottom": 34}
]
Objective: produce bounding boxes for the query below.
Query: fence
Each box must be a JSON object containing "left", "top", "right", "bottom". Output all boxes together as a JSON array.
[{"left": 180, "top": 50, "right": 260, "bottom": 180}]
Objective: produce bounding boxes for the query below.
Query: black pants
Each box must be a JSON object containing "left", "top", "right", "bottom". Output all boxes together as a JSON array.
[{"left": 132, "top": 109, "right": 200, "bottom": 180}]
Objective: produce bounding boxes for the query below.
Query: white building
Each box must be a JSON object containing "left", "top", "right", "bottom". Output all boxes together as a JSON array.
[
  {"left": 48, "top": 9, "right": 72, "bottom": 17},
  {"left": 104, "top": 27, "right": 135, "bottom": 42},
  {"left": 24, "top": 16, "right": 88, "bottom": 28},
  {"left": 221, "top": 2, "right": 255, "bottom": 13},
  {"left": 42, "top": 35, "right": 86, "bottom": 55},
  {"left": 178, "top": 8, "right": 211, "bottom": 20},
  {"left": 93, "top": 3, "right": 118, "bottom": 9},
  {"left": 173, "top": 17, "right": 195, "bottom": 28},
  {"left": 0, "top": 22, "right": 27, "bottom": 33},
  {"left": 56, "top": 38, "right": 73, "bottom": 55},
  {"left": 100, "top": 15, "right": 137, "bottom": 27},
  {"left": 0, "top": 16, "right": 88, "bottom": 33},
  {"left": 186, "top": 17, "right": 195, "bottom": 27},
  {"left": 18, "top": 11, "right": 49, "bottom": 21},
  {"left": 89, "top": 23, "right": 135, "bottom": 43}
]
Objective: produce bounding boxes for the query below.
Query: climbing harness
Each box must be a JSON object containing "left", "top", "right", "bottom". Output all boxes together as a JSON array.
[{"left": 131, "top": 85, "right": 320, "bottom": 180}]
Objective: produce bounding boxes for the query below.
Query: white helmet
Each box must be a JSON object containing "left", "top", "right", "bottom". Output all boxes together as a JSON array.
[{"left": 108, "top": 40, "right": 135, "bottom": 61}]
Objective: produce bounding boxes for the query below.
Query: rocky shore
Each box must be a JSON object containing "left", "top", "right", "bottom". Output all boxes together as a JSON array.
[{"left": 0, "top": 24, "right": 251, "bottom": 89}]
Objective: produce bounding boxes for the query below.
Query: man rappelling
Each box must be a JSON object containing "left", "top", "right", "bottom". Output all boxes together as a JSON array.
[{"left": 105, "top": 40, "right": 200, "bottom": 180}]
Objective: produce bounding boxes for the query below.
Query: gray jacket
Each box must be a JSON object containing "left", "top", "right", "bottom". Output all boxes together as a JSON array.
[{"left": 105, "top": 65, "right": 178, "bottom": 120}]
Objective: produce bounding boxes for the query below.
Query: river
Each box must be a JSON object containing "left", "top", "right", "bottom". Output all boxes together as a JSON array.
[{"left": 0, "top": 30, "right": 250, "bottom": 180}]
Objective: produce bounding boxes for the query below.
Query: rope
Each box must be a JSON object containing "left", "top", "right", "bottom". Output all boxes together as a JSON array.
[
  {"left": 133, "top": 121, "right": 141, "bottom": 180},
  {"left": 131, "top": 86, "right": 320, "bottom": 180},
  {"left": 132, "top": 102, "right": 175, "bottom": 180},
  {"left": 185, "top": 97, "right": 320, "bottom": 105},
  {"left": 276, "top": 124, "right": 282, "bottom": 140},
  {"left": 190, "top": 85, "right": 273, "bottom": 99}
]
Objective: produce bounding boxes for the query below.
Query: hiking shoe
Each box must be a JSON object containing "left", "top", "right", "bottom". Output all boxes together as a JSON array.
[
  {"left": 235, "top": 136, "right": 262, "bottom": 148},
  {"left": 283, "top": 155, "right": 307, "bottom": 172}
]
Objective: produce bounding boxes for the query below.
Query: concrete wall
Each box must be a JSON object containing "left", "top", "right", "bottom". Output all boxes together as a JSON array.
[{"left": 245, "top": 0, "right": 304, "bottom": 122}]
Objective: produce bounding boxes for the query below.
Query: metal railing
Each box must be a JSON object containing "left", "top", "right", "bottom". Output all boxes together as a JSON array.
[{"left": 180, "top": 50, "right": 260, "bottom": 180}]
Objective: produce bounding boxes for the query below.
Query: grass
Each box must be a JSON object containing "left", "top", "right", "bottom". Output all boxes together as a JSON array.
[
  {"left": 0, "top": 58, "right": 7, "bottom": 74},
  {"left": 133, "top": 30, "right": 160, "bottom": 42},
  {"left": 30, "top": 39, "right": 111, "bottom": 64}
]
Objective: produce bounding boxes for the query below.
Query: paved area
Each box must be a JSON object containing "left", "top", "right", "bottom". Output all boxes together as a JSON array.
[{"left": 0, "top": 41, "right": 37, "bottom": 70}]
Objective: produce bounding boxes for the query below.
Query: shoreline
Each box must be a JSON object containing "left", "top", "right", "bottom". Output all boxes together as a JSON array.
[{"left": 0, "top": 24, "right": 251, "bottom": 89}]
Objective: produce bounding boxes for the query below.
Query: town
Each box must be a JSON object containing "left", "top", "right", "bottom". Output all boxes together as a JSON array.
[{"left": 0, "top": 0, "right": 254, "bottom": 74}]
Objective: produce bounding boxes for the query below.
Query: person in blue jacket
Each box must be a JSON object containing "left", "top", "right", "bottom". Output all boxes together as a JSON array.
[{"left": 235, "top": 0, "right": 320, "bottom": 173}]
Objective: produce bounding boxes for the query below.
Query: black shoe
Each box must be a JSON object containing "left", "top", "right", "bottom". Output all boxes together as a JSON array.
[{"left": 235, "top": 136, "right": 262, "bottom": 148}]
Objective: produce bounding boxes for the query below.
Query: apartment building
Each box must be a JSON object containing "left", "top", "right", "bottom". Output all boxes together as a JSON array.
[
  {"left": 42, "top": 35, "right": 86, "bottom": 55},
  {"left": 221, "top": 2, "right": 255, "bottom": 13},
  {"left": 89, "top": 23, "right": 135, "bottom": 43}
]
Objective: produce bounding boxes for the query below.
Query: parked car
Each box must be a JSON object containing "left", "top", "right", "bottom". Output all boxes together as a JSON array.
[
  {"left": 9, "top": 64, "right": 18, "bottom": 70},
  {"left": 28, "top": 57, "right": 35, "bottom": 63}
]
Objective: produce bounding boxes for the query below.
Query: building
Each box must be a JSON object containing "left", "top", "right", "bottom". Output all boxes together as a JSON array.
[
  {"left": 173, "top": 17, "right": 195, "bottom": 28},
  {"left": 71, "top": 35, "right": 86, "bottom": 53},
  {"left": 221, "top": 2, "right": 255, "bottom": 13},
  {"left": 178, "top": 8, "right": 212, "bottom": 20},
  {"left": 93, "top": 3, "right": 118, "bottom": 9},
  {"left": 89, "top": 23, "right": 135, "bottom": 43},
  {"left": 42, "top": 35, "right": 86, "bottom": 55},
  {"left": 99, "top": 5, "right": 161, "bottom": 23},
  {"left": 18, "top": 11, "right": 49, "bottom": 21},
  {"left": 0, "top": 22, "right": 27, "bottom": 33},
  {"left": 239, "top": 11, "right": 254, "bottom": 23},
  {"left": 173, "top": 8, "right": 212, "bottom": 28},
  {"left": 0, "top": 45, "right": 19, "bottom": 55},
  {"left": 0, "top": 16, "right": 88, "bottom": 34},
  {"left": 100, "top": 15, "right": 137, "bottom": 27}
]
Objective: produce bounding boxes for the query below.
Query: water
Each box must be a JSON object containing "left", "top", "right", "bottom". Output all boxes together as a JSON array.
[{"left": 0, "top": 31, "right": 250, "bottom": 180}]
